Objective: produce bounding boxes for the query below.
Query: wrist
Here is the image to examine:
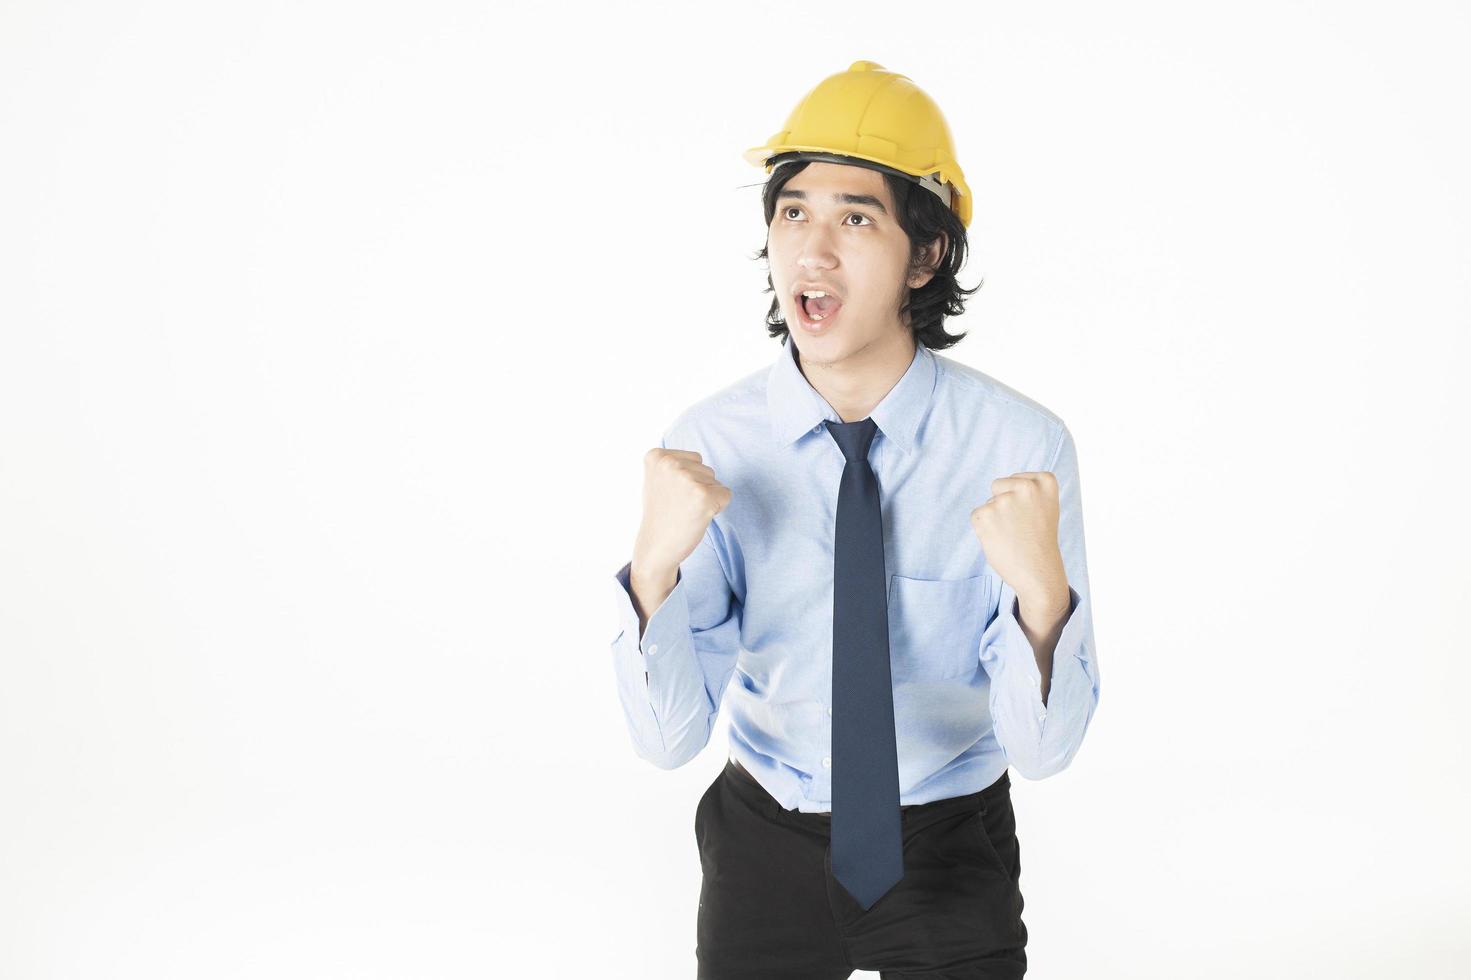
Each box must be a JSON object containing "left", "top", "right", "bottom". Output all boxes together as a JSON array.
[
  {"left": 630, "top": 557, "right": 679, "bottom": 592},
  {"left": 1015, "top": 572, "right": 1070, "bottom": 620}
]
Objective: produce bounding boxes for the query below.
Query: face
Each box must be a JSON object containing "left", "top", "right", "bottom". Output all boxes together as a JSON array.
[{"left": 767, "top": 161, "right": 942, "bottom": 368}]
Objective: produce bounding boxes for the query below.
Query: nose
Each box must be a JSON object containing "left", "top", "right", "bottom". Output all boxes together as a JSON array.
[{"left": 797, "top": 227, "right": 838, "bottom": 273}]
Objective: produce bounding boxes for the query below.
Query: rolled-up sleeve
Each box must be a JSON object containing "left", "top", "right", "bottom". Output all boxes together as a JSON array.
[
  {"left": 608, "top": 522, "right": 743, "bottom": 770},
  {"left": 978, "top": 423, "right": 1101, "bottom": 780}
]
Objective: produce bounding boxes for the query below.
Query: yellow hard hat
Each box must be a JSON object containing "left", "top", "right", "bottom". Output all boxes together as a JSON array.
[{"left": 743, "top": 60, "right": 973, "bottom": 229}]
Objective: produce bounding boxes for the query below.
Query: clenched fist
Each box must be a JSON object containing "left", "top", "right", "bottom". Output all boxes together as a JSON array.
[
  {"left": 969, "top": 470, "right": 1068, "bottom": 606},
  {"left": 632, "top": 448, "right": 733, "bottom": 578}
]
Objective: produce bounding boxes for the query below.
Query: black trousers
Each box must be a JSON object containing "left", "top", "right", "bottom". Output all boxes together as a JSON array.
[{"left": 694, "top": 758, "right": 1027, "bottom": 979}]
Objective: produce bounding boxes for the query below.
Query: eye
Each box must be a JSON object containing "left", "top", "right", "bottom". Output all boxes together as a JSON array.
[{"left": 780, "top": 206, "right": 873, "bottom": 226}]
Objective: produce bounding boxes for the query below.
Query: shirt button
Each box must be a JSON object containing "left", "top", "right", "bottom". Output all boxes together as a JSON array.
[
  {"left": 648, "top": 643, "right": 658, "bottom": 655},
  {"left": 822, "top": 756, "right": 831, "bottom": 768},
  {"left": 827, "top": 706, "right": 832, "bottom": 716}
]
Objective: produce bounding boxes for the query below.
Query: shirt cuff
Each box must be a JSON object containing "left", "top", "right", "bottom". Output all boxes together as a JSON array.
[
  {"left": 613, "top": 560, "right": 691, "bottom": 671},
  {"left": 997, "top": 585, "right": 1084, "bottom": 716}
]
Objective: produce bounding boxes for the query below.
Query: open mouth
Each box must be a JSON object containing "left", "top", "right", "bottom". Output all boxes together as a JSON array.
[{"left": 794, "top": 288, "right": 844, "bottom": 331}]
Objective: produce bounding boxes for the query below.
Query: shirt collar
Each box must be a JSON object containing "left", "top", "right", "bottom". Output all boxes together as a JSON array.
[{"left": 766, "top": 335, "right": 938, "bottom": 455}]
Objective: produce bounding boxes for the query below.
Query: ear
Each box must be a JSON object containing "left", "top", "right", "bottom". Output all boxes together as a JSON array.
[{"left": 907, "top": 232, "right": 949, "bottom": 289}]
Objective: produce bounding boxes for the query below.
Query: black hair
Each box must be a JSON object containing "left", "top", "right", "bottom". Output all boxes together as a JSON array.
[{"left": 749, "top": 158, "right": 982, "bottom": 350}]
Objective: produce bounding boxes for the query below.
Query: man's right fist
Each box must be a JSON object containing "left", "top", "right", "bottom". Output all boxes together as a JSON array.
[{"left": 632, "top": 448, "right": 733, "bottom": 577}]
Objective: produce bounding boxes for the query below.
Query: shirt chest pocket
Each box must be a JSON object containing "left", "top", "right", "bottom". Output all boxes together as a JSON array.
[{"left": 887, "top": 573, "right": 991, "bottom": 681}]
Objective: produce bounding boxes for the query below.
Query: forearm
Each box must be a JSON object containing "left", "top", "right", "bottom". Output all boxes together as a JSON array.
[
  {"left": 1015, "top": 576, "right": 1072, "bottom": 705},
  {"left": 629, "top": 561, "right": 680, "bottom": 641}
]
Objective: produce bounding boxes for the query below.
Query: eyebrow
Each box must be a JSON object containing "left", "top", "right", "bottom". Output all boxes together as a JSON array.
[{"left": 775, "top": 189, "right": 889, "bottom": 217}]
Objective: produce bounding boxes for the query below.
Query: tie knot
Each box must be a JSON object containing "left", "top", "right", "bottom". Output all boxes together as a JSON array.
[{"left": 827, "top": 416, "right": 878, "bottom": 463}]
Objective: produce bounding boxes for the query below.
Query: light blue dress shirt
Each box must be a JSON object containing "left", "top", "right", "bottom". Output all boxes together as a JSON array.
[{"left": 609, "top": 336, "right": 1101, "bottom": 812}]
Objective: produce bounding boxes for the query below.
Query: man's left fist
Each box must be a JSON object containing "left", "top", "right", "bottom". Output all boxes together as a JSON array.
[{"left": 969, "top": 471, "right": 1068, "bottom": 604}]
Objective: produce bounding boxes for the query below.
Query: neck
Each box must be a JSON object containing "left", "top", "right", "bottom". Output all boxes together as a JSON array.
[{"left": 795, "top": 328, "right": 917, "bottom": 423}]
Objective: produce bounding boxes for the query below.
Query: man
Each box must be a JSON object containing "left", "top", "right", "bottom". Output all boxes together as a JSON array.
[{"left": 608, "top": 61, "right": 1101, "bottom": 979}]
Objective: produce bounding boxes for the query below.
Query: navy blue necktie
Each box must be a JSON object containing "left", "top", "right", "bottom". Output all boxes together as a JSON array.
[{"left": 826, "top": 416, "right": 904, "bottom": 911}]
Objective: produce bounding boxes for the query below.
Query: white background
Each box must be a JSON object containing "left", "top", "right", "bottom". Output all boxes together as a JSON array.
[{"left": 3, "top": 1, "right": 1468, "bottom": 977}]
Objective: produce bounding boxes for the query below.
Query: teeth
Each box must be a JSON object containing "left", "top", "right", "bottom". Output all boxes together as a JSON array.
[{"left": 799, "top": 289, "right": 835, "bottom": 322}]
